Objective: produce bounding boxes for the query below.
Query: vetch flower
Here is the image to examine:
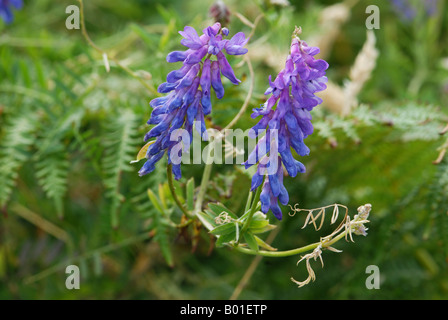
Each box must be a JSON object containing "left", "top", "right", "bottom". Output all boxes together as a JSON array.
[
  {"left": 389, "top": 0, "right": 439, "bottom": 22},
  {"left": 139, "top": 23, "right": 248, "bottom": 179},
  {"left": 244, "top": 27, "right": 328, "bottom": 220},
  {"left": 0, "top": 0, "right": 22, "bottom": 24}
]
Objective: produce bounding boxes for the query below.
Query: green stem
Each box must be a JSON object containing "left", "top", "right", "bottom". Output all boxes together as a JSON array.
[
  {"left": 243, "top": 191, "right": 253, "bottom": 213},
  {"left": 167, "top": 164, "right": 190, "bottom": 217},
  {"left": 230, "top": 224, "right": 281, "bottom": 300},
  {"left": 231, "top": 228, "right": 348, "bottom": 258},
  {"left": 176, "top": 218, "right": 194, "bottom": 229},
  {"left": 77, "top": 0, "right": 157, "bottom": 95},
  {"left": 239, "top": 184, "right": 263, "bottom": 241},
  {"left": 194, "top": 162, "right": 213, "bottom": 215}
]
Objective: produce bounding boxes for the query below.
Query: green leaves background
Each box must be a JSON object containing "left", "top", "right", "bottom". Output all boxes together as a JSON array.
[{"left": 0, "top": 0, "right": 447, "bottom": 299}]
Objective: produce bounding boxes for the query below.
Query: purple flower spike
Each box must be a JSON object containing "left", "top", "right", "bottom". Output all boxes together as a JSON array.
[
  {"left": 244, "top": 28, "right": 328, "bottom": 220},
  {"left": 139, "top": 23, "right": 248, "bottom": 179}
]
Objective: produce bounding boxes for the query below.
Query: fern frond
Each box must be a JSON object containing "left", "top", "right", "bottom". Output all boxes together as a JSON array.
[
  {"left": 102, "top": 109, "right": 140, "bottom": 228},
  {"left": 313, "top": 102, "right": 447, "bottom": 145},
  {"left": 34, "top": 143, "right": 69, "bottom": 219},
  {"left": 427, "top": 160, "right": 448, "bottom": 259},
  {"left": 31, "top": 107, "right": 85, "bottom": 218},
  {"left": 0, "top": 114, "right": 40, "bottom": 207}
]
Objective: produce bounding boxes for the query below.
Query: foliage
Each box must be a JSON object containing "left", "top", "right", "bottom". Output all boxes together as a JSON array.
[{"left": 0, "top": 0, "right": 447, "bottom": 300}]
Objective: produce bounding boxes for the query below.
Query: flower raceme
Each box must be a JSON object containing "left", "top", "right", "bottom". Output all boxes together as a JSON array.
[
  {"left": 244, "top": 28, "right": 329, "bottom": 220},
  {"left": 0, "top": 0, "right": 22, "bottom": 24},
  {"left": 139, "top": 23, "right": 248, "bottom": 179}
]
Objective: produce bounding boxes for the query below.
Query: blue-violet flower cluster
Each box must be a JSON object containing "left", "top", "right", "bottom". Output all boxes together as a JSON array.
[
  {"left": 139, "top": 22, "right": 248, "bottom": 179},
  {"left": 244, "top": 29, "right": 328, "bottom": 220},
  {"left": 389, "top": 0, "right": 438, "bottom": 22},
  {"left": 0, "top": 0, "right": 22, "bottom": 24}
]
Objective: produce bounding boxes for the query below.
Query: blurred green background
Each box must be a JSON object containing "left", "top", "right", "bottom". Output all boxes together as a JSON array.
[{"left": 0, "top": 0, "right": 447, "bottom": 299}]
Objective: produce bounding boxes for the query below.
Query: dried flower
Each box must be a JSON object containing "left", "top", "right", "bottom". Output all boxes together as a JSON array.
[
  {"left": 290, "top": 203, "right": 372, "bottom": 287},
  {"left": 351, "top": 203, "right": 371, "bottom": 237}
]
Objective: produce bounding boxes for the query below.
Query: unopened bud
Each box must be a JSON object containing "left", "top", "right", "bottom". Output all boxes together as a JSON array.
[{"left": 209, "top": 0, "right": 231, "bottom": 26}]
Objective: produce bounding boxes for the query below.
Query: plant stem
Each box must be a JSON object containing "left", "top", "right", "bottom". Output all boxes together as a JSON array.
[
  {"left": 231, "top": 228, "right": 348, "bottom": 258},
  {"left": 167, "top": 164, "right": 190, "bottom": 217},
  {"left": 223, "top": 55, "right": 254, "bottom": 130},
  {"left": 11, "top": 203, "right": 74, "bottom": 252},
  {"left": 239, "top": 184, "right": 263, "bottom": 241},
  {"left": 77, "top": 0, "right": 157, "bottom": 95},
  {"left": 230, "top": 224, "right": 281, "bottom": 300},
  {"left": 194, "top": 162, "right": 213, "bottom": 215},
  {"left": 243, "top": 191, "right": 253, "bottom": 213}
]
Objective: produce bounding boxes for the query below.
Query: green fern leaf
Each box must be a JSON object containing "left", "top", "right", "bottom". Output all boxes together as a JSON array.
[
  {"left": 0, "top": 114, "right": 39, "bottom": 207},
  {"left": 102, "top": 109, "right": 140, "bottom": 228},
  {"left": 34, "top": 143, "right": 69, "bottom": 219}
]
